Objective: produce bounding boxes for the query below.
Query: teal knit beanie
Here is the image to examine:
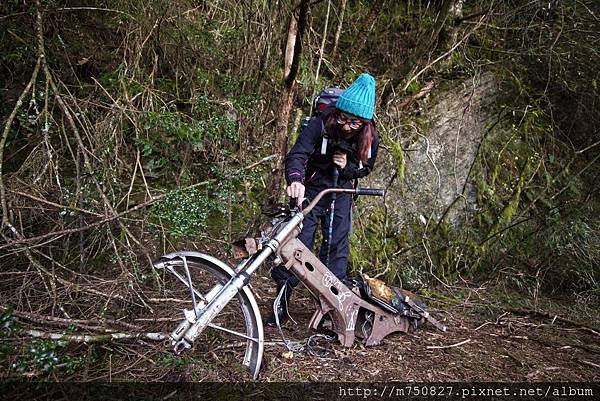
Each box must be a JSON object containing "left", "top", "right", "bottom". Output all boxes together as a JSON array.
[{"left": 336, "top": 73, "right": 376, "bottom": 120}]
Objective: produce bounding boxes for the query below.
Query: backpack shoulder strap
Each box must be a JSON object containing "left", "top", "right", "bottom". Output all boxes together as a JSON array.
[{"left": 317, "top": 109, "right": 337, "bottom": 155}]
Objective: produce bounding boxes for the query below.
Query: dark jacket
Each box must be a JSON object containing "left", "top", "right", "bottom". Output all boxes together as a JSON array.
[{"left": 285, "top": 114, "right": 379, "bottom": 191}]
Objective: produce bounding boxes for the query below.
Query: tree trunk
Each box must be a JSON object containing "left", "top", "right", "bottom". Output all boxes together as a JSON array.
[
  {"left": 265, "top": 0, "right": 310, "bottom": 208},
  {"left": 314, "top": 0, "right": 331, "bottom": 85},
  {"left": 331, "top": 0, "right": 348, "bottom": 59},
  {"left": 283, "top": 11, "right": 298, "bottom": 82}
]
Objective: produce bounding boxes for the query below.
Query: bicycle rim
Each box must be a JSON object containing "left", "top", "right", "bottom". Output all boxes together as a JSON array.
[{"left": 153, "top": 254, "right": 263, "bottom": 379}]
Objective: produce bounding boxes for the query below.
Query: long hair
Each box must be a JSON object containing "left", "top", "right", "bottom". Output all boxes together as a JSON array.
[{"left": 324, "top": 109, "right": 376, "bottom": 165}]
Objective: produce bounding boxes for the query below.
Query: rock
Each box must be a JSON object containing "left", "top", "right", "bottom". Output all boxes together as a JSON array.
[{"left": 365, "top": 72, "right": 500, "bottom": 230}]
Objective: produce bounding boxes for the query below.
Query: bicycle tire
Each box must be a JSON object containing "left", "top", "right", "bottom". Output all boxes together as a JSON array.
[{"left": 153, "top": 251, "right": 264, "bottom": 379}]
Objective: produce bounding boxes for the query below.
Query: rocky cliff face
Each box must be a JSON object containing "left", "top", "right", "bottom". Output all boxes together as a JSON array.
[{"left": 365, "top": 72, "right": 500, "bottom": 231}]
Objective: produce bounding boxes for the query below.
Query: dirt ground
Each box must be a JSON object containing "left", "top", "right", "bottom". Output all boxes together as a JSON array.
[
  {"left": 2, "top": 271, "right": 599, "bottom": 383},
  {"left": 252, "top": 278, "right": 599, "bottom": 382},
  {"left": 149, "top": 275, "right": 600, "bottom": 383}
]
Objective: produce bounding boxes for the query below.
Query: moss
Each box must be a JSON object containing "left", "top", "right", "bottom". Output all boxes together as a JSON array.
[
  {"left": 349, "top": 205, "right": 432, "bottom": 289},
  {"left": 487, "top": 159, "right": 530, "bottom": 239},
  {"left": 378, "top": 125, "right": 405, "bottom": 181},
  {"left": 349, "top": 206, "right": 398, "bottom": 278}
]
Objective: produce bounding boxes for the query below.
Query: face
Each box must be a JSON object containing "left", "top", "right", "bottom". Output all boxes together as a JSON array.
[{"left": 336, "top": 112, "right": 364, "bottom": 135}]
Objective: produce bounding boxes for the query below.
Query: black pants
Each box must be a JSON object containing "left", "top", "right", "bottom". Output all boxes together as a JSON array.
[{"left": 271, "top": 190, "right": 352, "bottom": 287}]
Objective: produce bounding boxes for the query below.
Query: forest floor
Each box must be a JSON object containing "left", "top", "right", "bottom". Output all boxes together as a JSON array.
[
  {"left": 1, "top": 272, "right": 599, "bottom": 383},
  {"left": 145, "top": 276, "right": 600, "bottom": 382}
]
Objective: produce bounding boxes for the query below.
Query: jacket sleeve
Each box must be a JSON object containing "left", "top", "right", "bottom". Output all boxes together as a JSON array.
[
  {"left": 340, "top": 131, "right": 380, "bottom": 180},
  {"left": 284, "top": 117, "right": 323, "bottom": 185}
]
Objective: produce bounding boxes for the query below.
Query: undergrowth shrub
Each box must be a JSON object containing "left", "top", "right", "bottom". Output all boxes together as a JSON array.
[
  {"left": 151, "top": 187, "right": 217, "bottom": 238},
  {"left": 541, "top": 211, "right": 600, "bottom": 296},
  {"left": 151, "top": 166, "right": 264, "bottom": 240}
]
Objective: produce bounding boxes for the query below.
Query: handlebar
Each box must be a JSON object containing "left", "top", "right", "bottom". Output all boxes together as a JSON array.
[
  {"left": 302, "top": 187, "right": 385, "bottom": 216},
  {"left": 355, "top": 188, "right": 385, "bottom": 197}
]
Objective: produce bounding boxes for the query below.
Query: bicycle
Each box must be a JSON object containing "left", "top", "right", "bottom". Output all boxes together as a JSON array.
[{"left": 152, "top": 186, "right": 445, "bottom": 379}]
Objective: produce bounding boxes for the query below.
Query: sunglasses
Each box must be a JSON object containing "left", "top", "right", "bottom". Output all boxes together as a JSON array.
[{"left": 336, "top": 113, "right": 364, "bottom": 129}]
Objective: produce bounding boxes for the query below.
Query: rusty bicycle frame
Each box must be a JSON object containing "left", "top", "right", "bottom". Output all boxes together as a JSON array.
[{"left": 153, "top": 187, "right": 446, "bottom": 379}]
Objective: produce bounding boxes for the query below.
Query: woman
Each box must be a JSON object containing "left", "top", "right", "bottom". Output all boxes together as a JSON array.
[{"left": 267, "top": 73, "right": 379, "bottom": 327}]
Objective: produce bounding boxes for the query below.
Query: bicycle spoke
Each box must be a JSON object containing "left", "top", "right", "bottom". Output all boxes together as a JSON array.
[
  {"left": 154, "top": 255, "right": 263, "bottom": 379},
  {"left": 165, "top": 264, "right": 211, "bottom": 303},
  {"left": 208, "top": 323, "right": 260, "bottom": 343}
]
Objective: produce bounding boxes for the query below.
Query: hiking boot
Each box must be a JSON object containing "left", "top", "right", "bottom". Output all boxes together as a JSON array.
[{"left": 266, "top": 282, "right": 292, "bottom": 327}]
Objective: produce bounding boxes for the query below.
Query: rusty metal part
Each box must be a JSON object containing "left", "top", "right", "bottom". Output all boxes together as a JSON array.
[
  {"left": 153, "top": 185, "right": 444, "bottom": 380},
  {"left": 232, "top": 238, "right": 260, "bottom": 259},
  {"left": 402, "top": 293, "right": 447, "bottom": 332},
  {"left": 301, "top": 187, "right": 384, "bottom": 216},
  {"left": 302, "top": 188, "right": 355, "bottom": 217},
  {"left": 276, "top": 233, "right": 412, "bottom": 346}
]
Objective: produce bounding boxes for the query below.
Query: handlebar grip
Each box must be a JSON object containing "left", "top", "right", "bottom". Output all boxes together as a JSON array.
[{"left": 355, "top": 187, "right": 385, "bottom": 196}]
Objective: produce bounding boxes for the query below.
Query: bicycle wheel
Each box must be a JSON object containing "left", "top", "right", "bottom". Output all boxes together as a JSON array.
[{"left": 152, "top": 251, "right": 264, "bottom": 380}]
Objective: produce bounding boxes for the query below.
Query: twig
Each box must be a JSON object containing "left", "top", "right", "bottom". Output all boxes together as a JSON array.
[
  {"left": 331, "top": 0, "right": 347, "bottom": 58},
  {"left": 0, "top": 57, "right": 42, "bottom": 228},
  {"left": 0, "top": 7, "right": 134, "bottom": 21},
  {"left": 121, "top": 345, "right": 157, "bottom": 366},
  {"left": 575, "top": 139, "right": 600, "bottom": 155},
  {"left": 313, "top": 0, "right": 330, "bottom": 86},
  {"left": 582, "top": 327, "right": 600, "bottom": 337},
  {"left": 426, "top": 338, "right": 471, "bottom": 349},
  {"left": 395, "top": 80, "right": 435, "bottom": 110},
  {"left": 402, "top": 14, "right": 487, "bottom": 92},
  {"left": 0, "top": 305, "right": 142, "bottom": 332},
  {"left": 9, "top": 189, "right": 103, "bottom": 217},
  {"left": 53, "top": 7, "right": 134, "bottom": 19},
  {"left": 5, "top": 257, "right": 143, "bottom": 307},
  {"left": 147, "top": 297, "right": 189, "bottom": 304},
  {"left": 474, "top": 321, "right": 492, "bottom": 331},
  {"left": 134, "top": 317, "right": 181, "bottom": 322},
  {"left": 212, "top": 340, "right": 290, "bottom": 352},
  {"left": 579, "top": 360, "right": 600, "bottom": 369},
  {"left": 508, "top": 308, "right": 600, "bottom": 333},
  {"left": 0, "top": 154, "right": 277, "bottom": 251}
]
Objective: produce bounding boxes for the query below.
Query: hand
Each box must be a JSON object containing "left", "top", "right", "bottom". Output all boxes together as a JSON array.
[
  {"left": 333, "top": 151, "right": 347, "bottom": 169},
  {"left": 286, "top": 182, "right": 305, "bottom": 206}
]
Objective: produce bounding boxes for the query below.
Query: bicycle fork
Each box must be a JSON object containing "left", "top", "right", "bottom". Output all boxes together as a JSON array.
[
  {"left": 166, "top": 212, "right": 305, "bottom": 354},
  {"left": 169, "top": 271, "right": 249, "bottom": 353}
]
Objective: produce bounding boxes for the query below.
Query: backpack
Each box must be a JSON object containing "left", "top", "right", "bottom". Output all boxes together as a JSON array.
[
  {"left": 300, "top": 87, "right": 343, "bottom": 130},
  {"left": 311, "top": 87, "right": 344, "bottom": 117},
  {"left": 298, "top": 88, "right": 344, "bottom": 156}
]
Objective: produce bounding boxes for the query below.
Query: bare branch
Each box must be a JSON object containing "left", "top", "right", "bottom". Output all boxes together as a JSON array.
[
  {"left": 402, "top": 14, "right": 487, "bottom": 92},
  {"left": 0, "top": 58, "right": 42, "bottom": 228},
  {"left": 25, "top": 329, "right": 166, "bottom": 343}
]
